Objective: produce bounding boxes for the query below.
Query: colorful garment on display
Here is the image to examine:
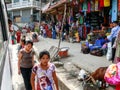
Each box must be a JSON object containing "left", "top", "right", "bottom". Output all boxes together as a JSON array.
[
  {"left": 95, "top": 0, "right": 99, "bottom": 11},
  {"left": 79, "top": 16, "right": 84, "bottom": 24},
  {"left": 90, "top": 0, "right": 95, "bottom": 11},
  {"left": 104, "top": 0, "right": 110, "bottom": 7},
  {"left": 82, "top": 0, "right": 87, "bottom": 11},
  {"left": 72, "top": 0, "right": 78, "bottom": 5},
  {"left": 99, "top": 0, "right": 104, "bottom": 8},
  {"left": 118, "top": 0, "right": 120, "bottom": 11},
  {"left": 87, "top": 1, "right": 91, "bottom": 13}
]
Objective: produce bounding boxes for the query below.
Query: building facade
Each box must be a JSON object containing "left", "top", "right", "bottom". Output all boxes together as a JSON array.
[{"left": 7, "top": 0, "right": 49, "bottom": 23}]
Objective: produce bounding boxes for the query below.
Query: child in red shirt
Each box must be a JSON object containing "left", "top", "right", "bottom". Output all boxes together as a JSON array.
[{"left": 16, "top": 30, "right": 21, "bottom": 43}]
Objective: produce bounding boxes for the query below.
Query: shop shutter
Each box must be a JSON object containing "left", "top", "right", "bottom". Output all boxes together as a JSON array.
[{"left": 104, "top": 0, "right": 110, "bottom": 7}]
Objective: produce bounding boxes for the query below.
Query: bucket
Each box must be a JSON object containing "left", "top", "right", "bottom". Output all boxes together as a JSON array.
[{"left": 58, "top": 47, "right": 69, "bottom": 57}]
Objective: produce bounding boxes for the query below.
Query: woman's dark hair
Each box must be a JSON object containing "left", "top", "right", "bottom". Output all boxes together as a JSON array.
[
  {"left": 39, "top": 50, "right": 50, "bottom": 59},
  {"left": 21, "top": 39, "right": 26, "bottom": 44},
  {"left": 25, "top": 40, "right": 33, "bottom": 46}
]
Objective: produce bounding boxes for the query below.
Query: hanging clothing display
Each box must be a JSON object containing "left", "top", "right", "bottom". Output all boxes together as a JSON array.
[
  {"left": 118, "top": 0, "right": 120, "bottom": 11},
  {"left": 90, "top": 0, "right": 95, "bottom": 11},
  {"left": 104, "top": 0, "right": 110, "bottom": 7},
  {"left": 82, "top": 0, "right": 88, "bottom": 11},
  {"left": 79, "top": 15, "right": 84, "bottom": 24},
  {"left": 99, "top": 0, "right": 104, "bottom": 8},
  {"left": 111, "top": 0, "right": 118, "bottom": 22},
  {"left": 87, "top": 1, "right": 91, "bottom": 13},
  {"left": 95, "top": 0, "right": 99, "bottom": 11}
]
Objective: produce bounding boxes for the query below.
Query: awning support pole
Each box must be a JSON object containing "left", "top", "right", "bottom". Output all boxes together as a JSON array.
[{"left": 57, "top": 3, "right": 67, "bottom": 51}]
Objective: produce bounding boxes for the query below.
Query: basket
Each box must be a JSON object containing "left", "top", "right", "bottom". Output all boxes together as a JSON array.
[{"left": 58, "top": 47, "right": 69, "bottom": 57}]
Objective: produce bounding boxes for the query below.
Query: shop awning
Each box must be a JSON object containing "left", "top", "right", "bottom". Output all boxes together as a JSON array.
[
  {"left": 43, "top": 0, "right": 68, "bottom": 13},
  {"left": 42, "top": 2, "right": 50, "bottom": 13}
]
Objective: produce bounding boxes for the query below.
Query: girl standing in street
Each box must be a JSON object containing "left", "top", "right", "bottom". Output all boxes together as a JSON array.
[
  {"left": 31, "top": 50, "right": 59, "bottom": 90},
  {"left": 18, "top": 40, "right": 35, "bottom": 90}
]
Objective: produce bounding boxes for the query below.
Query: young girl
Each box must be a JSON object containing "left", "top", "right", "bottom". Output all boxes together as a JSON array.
[{"left": 31, "top": 50, "right": 59, "bottom": 90}]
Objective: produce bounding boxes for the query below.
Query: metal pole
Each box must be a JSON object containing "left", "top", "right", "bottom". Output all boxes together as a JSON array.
[
  {"left": 39, "top": 0, "right": 42, "bottom": 32},
  {"left": 58, "top": 3, "right": 67, "bottom": 50}
]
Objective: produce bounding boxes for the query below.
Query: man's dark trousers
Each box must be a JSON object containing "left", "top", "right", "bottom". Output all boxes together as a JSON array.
[{"left": 111, "top": 37, "right": 116, "bottom": 62}]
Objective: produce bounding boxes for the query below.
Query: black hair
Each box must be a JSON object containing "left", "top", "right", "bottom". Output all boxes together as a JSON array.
[
  {"left": 113, "top": 21, "right": 118, "bottom": 24},
  {"left": 39, "top": 50, "right": 50, "bottom": 59},
  {"left": 21, "top": 39, "right": 26, "bottom": 44},
  {"left": 25, "top": 40, "right": 33, "bottom": 46},
  {"left": 8, "top": 19, "right": 12, "bottom": 24}
]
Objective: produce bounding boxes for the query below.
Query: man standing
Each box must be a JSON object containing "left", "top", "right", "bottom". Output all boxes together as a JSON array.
[{"left": 107, "top": 21, "right": 120, "bottom": 62}]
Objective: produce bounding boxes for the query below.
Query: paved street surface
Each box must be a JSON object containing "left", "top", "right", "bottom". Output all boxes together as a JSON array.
[
  {"left": 34, "top": 36, "right": 112, "bottom": 72},
  {"left": 11, "top": 35, "right": 115, "bottom": 90}
]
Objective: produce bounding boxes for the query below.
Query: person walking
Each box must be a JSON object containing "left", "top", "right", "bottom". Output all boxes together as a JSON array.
[
  {"left": 18, "top": 40, "right": 35, "bottom": 90},
  {"left": 31, "top": 50, "right": 59, "bottom": 90},
  {"left": 113, "top": 30, "right": 120, "bottom": 63},
  {"left": 107, "top": 21, "right": 120, "bottom": 62}
]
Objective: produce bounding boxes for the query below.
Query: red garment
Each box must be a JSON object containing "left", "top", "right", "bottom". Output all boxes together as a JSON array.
[
  {"left": 116, "top": 84, "right": 120, "bottom": 90},
  {"left": 87, "top": 1, "right": 91, "bottom": 13},
  {"left": 99, "top": 0, "right": 104, "bottom": 7},
  {"left": 16, "top": 31, "right": 21, "bottom": 43}
]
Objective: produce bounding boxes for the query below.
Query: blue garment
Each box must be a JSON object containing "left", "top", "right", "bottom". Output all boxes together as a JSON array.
[{"left": 108, "top": 26, "right": 120, "bottom": 41}]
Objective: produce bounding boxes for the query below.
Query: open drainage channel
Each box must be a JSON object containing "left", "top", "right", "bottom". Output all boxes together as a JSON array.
[{"left": 53, "top": 61, "right": 115, "bottom": 90}]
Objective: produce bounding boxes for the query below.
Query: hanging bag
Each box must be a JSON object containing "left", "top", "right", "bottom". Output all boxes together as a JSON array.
[{"left": 106, "top": 42, "right": 112, "bottom": 60}]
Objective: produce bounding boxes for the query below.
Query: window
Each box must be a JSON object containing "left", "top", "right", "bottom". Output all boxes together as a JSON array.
[{"left": 13, "top": 0, "right": 19, "bottom": 3}]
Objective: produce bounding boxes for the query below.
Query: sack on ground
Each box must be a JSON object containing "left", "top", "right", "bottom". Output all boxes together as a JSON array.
[
  {"left": 90, "top": 49, "right": 103, "bottom": 56},
  {"left": 81, "top": 45, "right": 90, "bottom": 54}
]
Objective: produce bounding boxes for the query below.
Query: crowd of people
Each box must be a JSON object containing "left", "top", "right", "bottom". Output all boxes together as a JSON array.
[{"left": 39, "top": 20, "right": 83, "bottom": 43}]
